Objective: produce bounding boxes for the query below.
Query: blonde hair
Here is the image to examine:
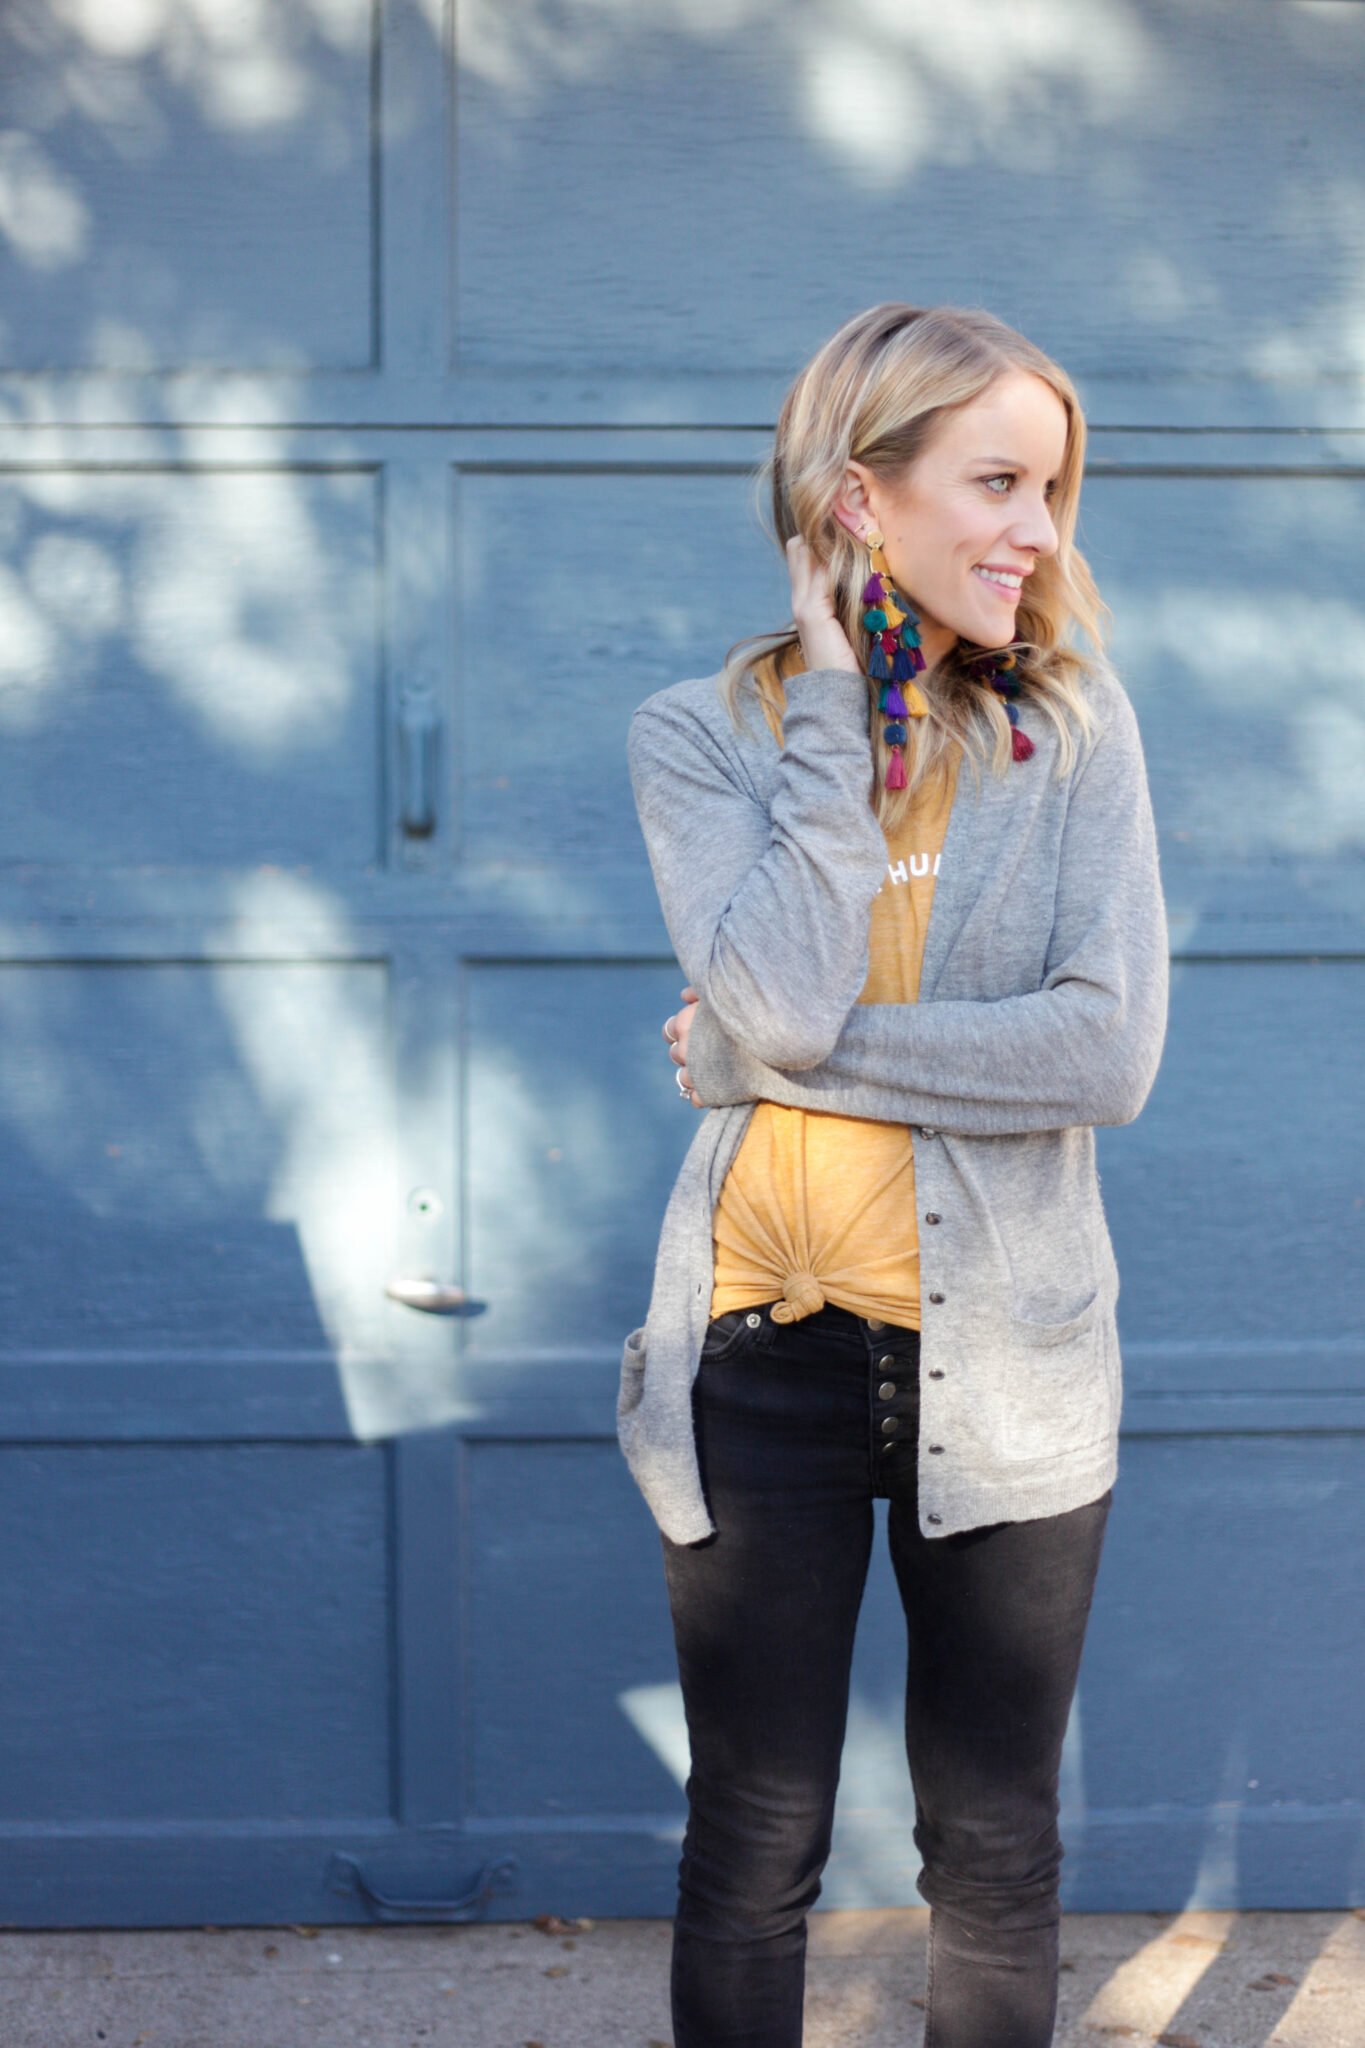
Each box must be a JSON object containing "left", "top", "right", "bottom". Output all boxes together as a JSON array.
[{"left": 720, "top": 302, "right": 1111, "bottom": 822}]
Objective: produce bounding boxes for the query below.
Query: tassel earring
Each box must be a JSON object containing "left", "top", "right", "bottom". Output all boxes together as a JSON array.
[
  {"left": 966, "top": 646, "right": 1035, "bottom": 761},
  {"left": 861, "top": 527, "right": 928, "bottom": 792}
]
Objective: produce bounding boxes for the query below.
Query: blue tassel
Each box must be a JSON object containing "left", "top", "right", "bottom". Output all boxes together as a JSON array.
[
  {"left": 1004, "top": 701, "right": 1019, "bottom": 725},
  {"left": 882, "top": 721, "right": 908, "bottom": 745},
  {"left": 891, "top": 648, "right": 912, "bottom": 681},
  {"left": 868, "top": 645, "right": 890, "bottom": 680}
]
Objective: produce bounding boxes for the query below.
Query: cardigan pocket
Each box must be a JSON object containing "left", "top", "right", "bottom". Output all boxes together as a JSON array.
[
  {"left": 1009, "top": 1287, "right": 1101, "bottom": 1349},
  {"left": 617, "top": 1323, "right": 648, "bottom": 1451},
  {"left": 1002, "top": 1289, "right": 1111, "bottom": 1460}
]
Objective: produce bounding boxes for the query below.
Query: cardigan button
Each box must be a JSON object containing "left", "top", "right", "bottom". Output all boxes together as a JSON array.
[
  {"left": 928, "top": 1368, "right": 945, "bottom": 1380},
  {"left": 928, "top": 1444, "right": 945, "bottom": 1455},
  {"left": 924, "top": 1212, "right": 941, "bottom": 1224},
  {"left": 928, "top": 1292, "right": 945, "bottom": 1305},
  {"left": 919, "top": 1126, "right": 938, "bottom": 1138},
  {"left": 927, "top": 1512, "right": 943, "bottom": 1526}
]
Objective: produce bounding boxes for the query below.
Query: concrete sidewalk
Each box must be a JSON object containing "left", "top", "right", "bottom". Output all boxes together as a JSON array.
[{"left": 0, "top": 1908, "right": 1360, "bottom": 2048}]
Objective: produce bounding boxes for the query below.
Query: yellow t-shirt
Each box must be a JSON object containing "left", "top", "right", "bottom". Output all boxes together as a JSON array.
[{"left": 708, "top": 647, "right": 958, "bottom": 1332}]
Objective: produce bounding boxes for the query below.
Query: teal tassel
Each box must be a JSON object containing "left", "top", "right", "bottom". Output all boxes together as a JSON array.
[{"left": 863, "top": 607, "right": 888, "bottom": 631}]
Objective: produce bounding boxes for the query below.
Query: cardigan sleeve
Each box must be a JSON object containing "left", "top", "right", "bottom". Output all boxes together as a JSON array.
[
  {"left": 684, "top": 685, "right": 1170, "bottom": 1135},
  {"left": 628, "top": 668, "right": 888, "bottom": 1070}
]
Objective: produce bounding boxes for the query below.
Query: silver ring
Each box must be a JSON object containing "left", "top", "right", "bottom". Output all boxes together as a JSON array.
[
  {"left": 676, "top": 1069, "right": 691, "bottom": 1099},
  {"left": 664, "top": 1023, "right": 678, "bottom": 1045}
]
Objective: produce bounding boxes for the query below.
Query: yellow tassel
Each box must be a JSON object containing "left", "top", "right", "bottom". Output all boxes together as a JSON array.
[
  {"left": 882, "top": 600, "right": 906, "bottom": 628},
  {"left": 902, "top": 682, "right": 930, "bottom": 717}
]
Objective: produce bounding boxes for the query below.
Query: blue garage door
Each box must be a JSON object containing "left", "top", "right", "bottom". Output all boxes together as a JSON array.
[{"left": 0, "top": 0, "right": 1360, "bottom": 1925}]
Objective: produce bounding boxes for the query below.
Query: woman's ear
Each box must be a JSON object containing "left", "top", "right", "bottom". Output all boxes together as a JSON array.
[{"left": 832, "top": 461, "right": 876, "bottom": 541}]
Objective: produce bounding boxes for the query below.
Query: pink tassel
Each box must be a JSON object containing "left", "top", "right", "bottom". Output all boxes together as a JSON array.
[
  {"left": 1012, "top": 727, "right": 1035, "bottom": 762},
  {"left": 886, "top": 746, "right": 907, "bottom": 789}
]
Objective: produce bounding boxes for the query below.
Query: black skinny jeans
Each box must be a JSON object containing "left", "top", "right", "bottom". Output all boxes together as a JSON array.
[{"left": 661, "top": 1297, "right": 1112, "bottom": 2048}]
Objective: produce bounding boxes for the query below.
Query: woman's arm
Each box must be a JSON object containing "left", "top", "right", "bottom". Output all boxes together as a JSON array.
[
  {"left": 629, "top": 667, "right": 887, "bottom": 1070},
  {"left": 683, "top": 685, "right": 1170, "bottom": 1136}
]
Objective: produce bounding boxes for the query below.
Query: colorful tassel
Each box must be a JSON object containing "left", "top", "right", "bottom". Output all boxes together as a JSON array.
[
  {"left": 862, "top": 526, "right": 929, "bottom": 792},
  {"left": 965, "top": 643, "right": 1035, "bottom": 765}
]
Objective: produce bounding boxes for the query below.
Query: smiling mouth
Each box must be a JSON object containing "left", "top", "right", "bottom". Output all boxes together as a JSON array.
[{"left": 973, "top": 566, "right": 1023, "bottom": 594}]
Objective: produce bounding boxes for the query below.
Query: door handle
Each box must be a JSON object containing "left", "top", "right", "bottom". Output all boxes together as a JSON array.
[
  {"left": 385, "top": 1276, "right": 468, "bottom": 1313},
  {"left": 398, "top": 695, "right": 438, "bottom": 837}
]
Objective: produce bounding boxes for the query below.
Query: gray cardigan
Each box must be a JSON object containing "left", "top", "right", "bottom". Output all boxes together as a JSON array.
[{"left": 618, "top": 661, "right": 1169, "bottom": 1545}]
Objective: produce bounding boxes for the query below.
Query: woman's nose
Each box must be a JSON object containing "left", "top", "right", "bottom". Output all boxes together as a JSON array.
[{"left": 1016, "top": 499, "right": 1059, "bottom": 559}]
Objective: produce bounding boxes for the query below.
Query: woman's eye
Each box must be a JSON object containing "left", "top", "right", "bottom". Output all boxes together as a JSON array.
[{"left": 984, "top": 475, "right": 1013, "bottom": 495}]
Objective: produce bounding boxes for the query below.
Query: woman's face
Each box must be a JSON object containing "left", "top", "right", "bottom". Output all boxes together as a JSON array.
[{"left": 837, "top": 369, "right": 1070, "bottom": 668}]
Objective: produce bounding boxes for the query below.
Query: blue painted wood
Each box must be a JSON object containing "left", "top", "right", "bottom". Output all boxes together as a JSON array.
[
  {"left": 0, "top": 0, "right": 1360, "bottom": 1931},
  {"left": 0, "top": 470, "right": 383, "bottom": 868},
  {"left": 452, "top": 0, "right": 1365, "bottom": 387},
  {"left": 0, "top": 1443, "right": 392, "bottom": 1818},
  {"left": 0, "top": 1, "right": 377, "bottom": 370}
]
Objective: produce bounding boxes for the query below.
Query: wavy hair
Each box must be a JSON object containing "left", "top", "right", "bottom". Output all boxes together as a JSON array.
[{"left": 720, "top": 302, "right": 1112, "bottom": 821}]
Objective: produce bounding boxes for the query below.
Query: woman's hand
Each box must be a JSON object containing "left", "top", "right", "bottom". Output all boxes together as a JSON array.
[
  {"left": 663, "top": 986, "right": 703, "bottom": 1108},
  {"left": 786, "top": 535, "right": 862, "bottom": 675}
]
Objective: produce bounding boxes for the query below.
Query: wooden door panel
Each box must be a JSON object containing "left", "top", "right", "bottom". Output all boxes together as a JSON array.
[
  {"left": 0, "top": 1441, "right": 391, "bottom": 1821},
  {"left": 0, "top": 0, "right": 377, "bottom": 372},
  {"left": 461, "top": 959, "right": 696, "bottom": 1359},
  {"left": 453, "top": 466, "right": 789, "bottom": 871},
  {"left": 0, "top": 959, "right": 400, "bottom": 1358},
  {"left": 454, "top": 3, "right": 1365, "bottom": 382},
  {"left": 0, "top": 468, "right": 381, "bottom": 870}
]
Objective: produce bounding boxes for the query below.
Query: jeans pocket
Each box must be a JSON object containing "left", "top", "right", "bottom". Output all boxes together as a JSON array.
[{"left": 699, "top": 1305, "right": 771, "bottom": 1365}]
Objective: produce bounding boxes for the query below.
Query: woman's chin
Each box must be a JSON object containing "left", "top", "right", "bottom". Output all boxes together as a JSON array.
[{"left": 958, "top": 617, "right": 1016, "bottom": 652}]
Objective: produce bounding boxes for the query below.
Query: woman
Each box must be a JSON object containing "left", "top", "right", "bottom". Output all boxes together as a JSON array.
[{"left": 617, "top": 302, "right": 1169, "bottom": 2048}]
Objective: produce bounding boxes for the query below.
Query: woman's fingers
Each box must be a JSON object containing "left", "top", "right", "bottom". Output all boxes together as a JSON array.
[
  {"left": 662, "top": 989, "right": 703, "bottom": 1104},
  {"left": 785, "top": 535, "right": 861, "bottom": 674}
]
